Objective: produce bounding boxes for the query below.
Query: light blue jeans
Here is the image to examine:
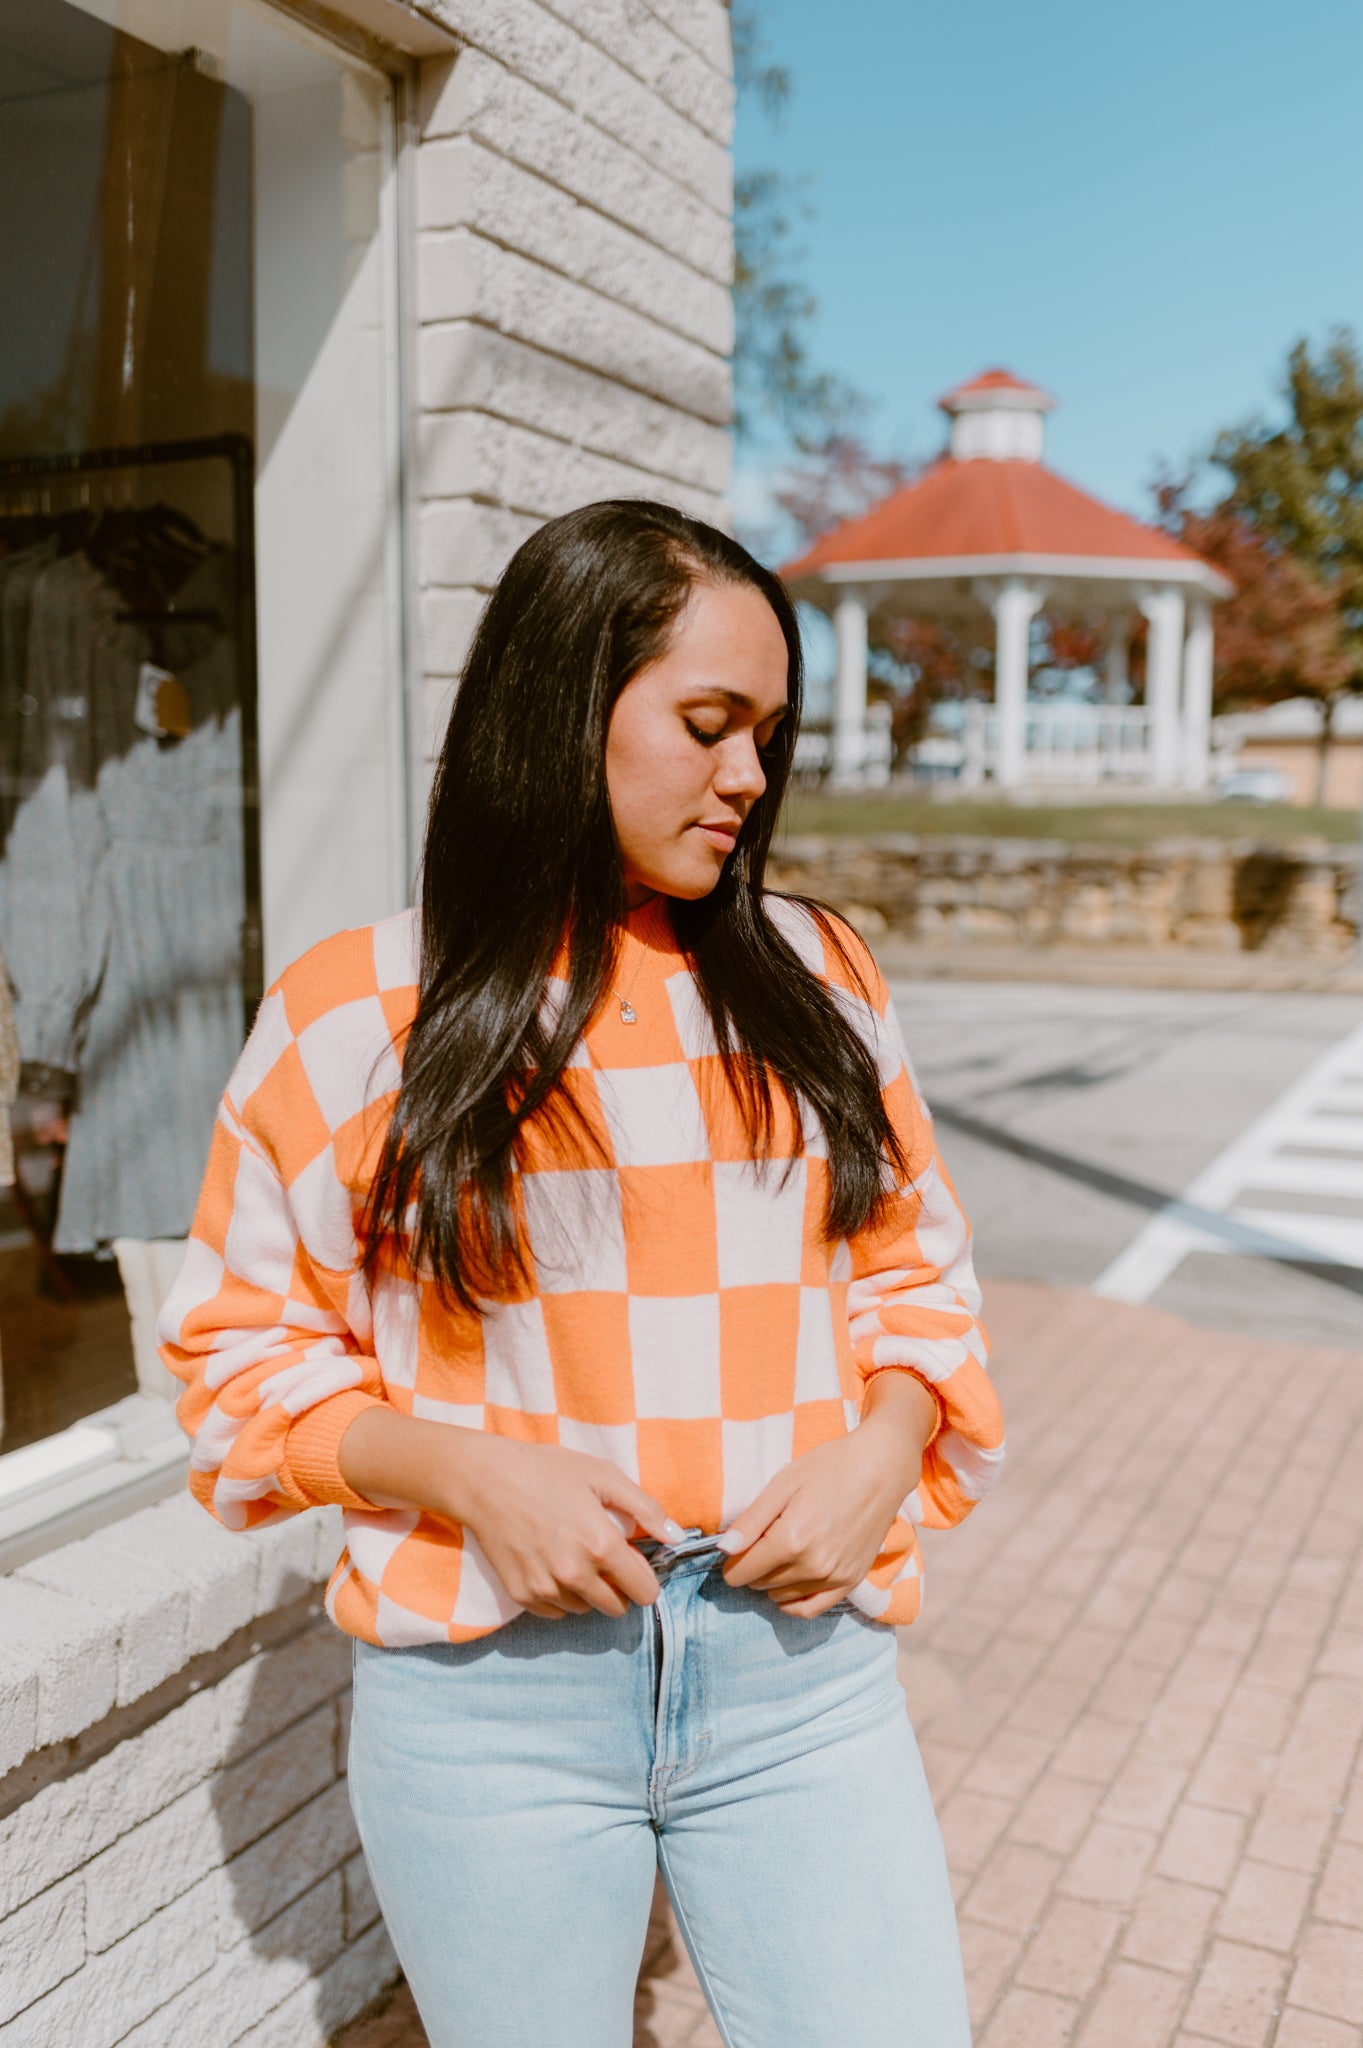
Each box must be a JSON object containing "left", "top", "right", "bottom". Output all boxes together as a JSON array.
[{"left": 347, "top": 1535, "right": 970, "bottom": 2047}]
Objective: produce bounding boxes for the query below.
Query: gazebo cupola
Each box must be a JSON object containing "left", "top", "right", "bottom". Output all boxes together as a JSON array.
[
  {"left": 941, "top": 368, "right": 1054, "bottom": 463},
  {"left": 782, "top": 368, "right": 1232, "bottom": 791}
]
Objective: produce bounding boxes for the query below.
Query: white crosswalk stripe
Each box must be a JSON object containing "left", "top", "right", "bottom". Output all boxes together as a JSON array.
[
  {"left": 1286, "top": 1116, "right": 1363, "bottom": 1151},
  {"left": 1094, "top": 1020, "right": 1363, "bottom": 1302},
  {"left": 1235, "top": 1156, "right": 1363, "bottom": 1198}
]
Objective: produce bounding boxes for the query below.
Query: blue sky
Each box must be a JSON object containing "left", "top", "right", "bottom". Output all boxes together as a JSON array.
[{"left": 733, "top": 0, "right": 1363, "bottom": 541}]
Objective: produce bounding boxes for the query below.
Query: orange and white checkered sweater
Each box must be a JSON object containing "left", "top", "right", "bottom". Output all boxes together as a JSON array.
[{"left": 160, "top": 897, "right": 1004, "bottom": 1647}]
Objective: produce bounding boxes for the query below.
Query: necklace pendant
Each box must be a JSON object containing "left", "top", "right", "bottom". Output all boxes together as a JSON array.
[{"left": 619, "top": 998, "right": 637, "bottom": 1025}]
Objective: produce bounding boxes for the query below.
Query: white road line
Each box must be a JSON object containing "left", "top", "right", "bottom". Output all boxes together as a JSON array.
[
  {"left": 1282, "top": 1117, "right": 1363, "bottom": 1152},
  {"left": 1235, "top": 1157, "right": 1363, "bottom": 1198},
  {"left": 1225, "top": 1209, "right": 1363, "bottom": 1263},
  {"left": 1094, "top": 1020, "right": 1363, "bottom": 1303}
]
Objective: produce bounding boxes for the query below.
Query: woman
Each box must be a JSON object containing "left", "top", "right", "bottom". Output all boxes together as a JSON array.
[{"left": 161, "top": 501, "right": 1004, "bottom": 2047}]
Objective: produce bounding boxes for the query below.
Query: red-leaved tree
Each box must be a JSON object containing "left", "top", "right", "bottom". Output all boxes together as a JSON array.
[
  {"left": 1154, "top": 474, "right": 1350, "bottom": 799},
  {"left": 1042, "top": 615, "right": 1105, "bottom": 674},
  {"left": 772, "top": 433, "right": 915, "bottom": 542}
]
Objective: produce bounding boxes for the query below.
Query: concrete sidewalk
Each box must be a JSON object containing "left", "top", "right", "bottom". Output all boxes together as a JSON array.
[{"left": 336, "top": 1281, "right": 1363, "bottom": 2047}]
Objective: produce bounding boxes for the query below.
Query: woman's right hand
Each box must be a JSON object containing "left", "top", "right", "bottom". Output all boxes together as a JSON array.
[
  {"left": 456, "top": 1436, "right": 681, "bottom": 1619},
  {"left": 340, "top": 1405, "right": 681, "bottom": 1618}
]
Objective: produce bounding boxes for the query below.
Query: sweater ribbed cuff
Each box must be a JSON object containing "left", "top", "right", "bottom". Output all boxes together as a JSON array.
[{"left": 280, "top": 1389, "right": 387, "bottom": 1512}]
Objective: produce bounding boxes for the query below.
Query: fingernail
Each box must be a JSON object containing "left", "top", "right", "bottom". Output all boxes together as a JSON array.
[
  {"left": 716, "top": 1528, "right": 747, "bottom": 1555},
  {"left": 662, "top": 1519, "right": 686, "bottom": 1545}
]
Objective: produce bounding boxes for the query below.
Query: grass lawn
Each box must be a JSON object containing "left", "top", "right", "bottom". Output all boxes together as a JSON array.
[{"left": 778, "top": 790, "right": 1361, "bottom": 846}]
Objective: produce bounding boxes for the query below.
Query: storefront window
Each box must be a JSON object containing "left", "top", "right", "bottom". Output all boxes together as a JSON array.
[{"left": 0, "top": 0, "right": 406, "bottom": 1511}]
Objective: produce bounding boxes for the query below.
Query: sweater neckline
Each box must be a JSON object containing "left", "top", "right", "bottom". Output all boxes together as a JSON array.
[{"left": 620, "top": 893, "right": 682, "bottom": 960}]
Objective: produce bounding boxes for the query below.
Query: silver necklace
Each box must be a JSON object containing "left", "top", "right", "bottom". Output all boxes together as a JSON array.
[{"left": 616, "top": 899, "right": 665, "bottom": 1024}]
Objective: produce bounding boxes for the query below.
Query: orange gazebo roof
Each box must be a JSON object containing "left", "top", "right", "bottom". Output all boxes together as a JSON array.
[{"left": 782, "top": 457, "right": 1208, "bottom": 582}]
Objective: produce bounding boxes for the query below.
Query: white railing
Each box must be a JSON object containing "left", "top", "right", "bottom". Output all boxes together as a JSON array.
[
  {"left": 962, "top": 702, "right": 1153, "bottom": 787},
  {"left": 792, "top": 729, "right": 832, "bottom": 777},
  {"left": 792, "top": 701, "right": 893, "bottom": 787}
]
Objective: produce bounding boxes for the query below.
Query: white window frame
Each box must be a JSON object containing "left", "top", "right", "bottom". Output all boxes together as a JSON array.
[{"left": 0, "top": 0, "right": 426, "bottom": 1571}]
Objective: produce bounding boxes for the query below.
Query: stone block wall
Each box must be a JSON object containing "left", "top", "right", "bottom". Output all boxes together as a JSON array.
[
  {"left": 769, "top": 836, "right": 1362, "bottom": 957},
  {"left": 0, "top": 1497, "right": 387, "bottom": 2046},
  {"left": 410, "top": 0, "right": 734, "bottom": 797}
]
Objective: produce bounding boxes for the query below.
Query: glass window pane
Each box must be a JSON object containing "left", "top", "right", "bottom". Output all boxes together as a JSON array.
[{"left": 0, "top": 0, "right": 403, "bottom": 1457}]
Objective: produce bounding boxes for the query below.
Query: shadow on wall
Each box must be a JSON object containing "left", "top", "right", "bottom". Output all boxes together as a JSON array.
[
  {"left": 1230, "top": 849, "right": 1307, "bottom": 951},
  {"left": 205, "top": 1599, "right": 399, "bottom": 2046}
]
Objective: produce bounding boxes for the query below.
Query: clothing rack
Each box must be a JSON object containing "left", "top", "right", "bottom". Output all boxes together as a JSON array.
[{"left": 0, "top": 433, "right": 263, "bottom": 1023}]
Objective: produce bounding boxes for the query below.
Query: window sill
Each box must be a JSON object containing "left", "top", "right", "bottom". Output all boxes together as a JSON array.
[{"left": 0, "top": 1395, "right": 189, "bottom": 1573}]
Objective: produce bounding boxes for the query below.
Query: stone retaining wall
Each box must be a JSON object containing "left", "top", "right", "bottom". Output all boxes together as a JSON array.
[{"left": 769, "top": 836, "right": 1362, "bottom": 956}]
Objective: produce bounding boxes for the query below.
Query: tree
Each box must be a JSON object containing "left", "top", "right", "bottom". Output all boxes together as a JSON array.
[
  {"left": 1040, "top": 615, "right": 1104, "bottom": 677},
  {"left": 730, "top": 3, "right": 859, "bottom": 449},
  {"left": 876, "top": 615, "right": 983, "bottom": 762},
  {"left": 730, "top": 8, "right": 965, "bottom": 764},
  {"left": 771, "top": 433, "right": 914, "bottom": 540},
  {"left": 731, "top": 7, "right": 926, "bottom": 572},
  {"left": 1209, "top": 331, "right": 1363, "bottom": 792},
  {"left": 1156, "top": 478, "right": 1349, "bottom": 706}
]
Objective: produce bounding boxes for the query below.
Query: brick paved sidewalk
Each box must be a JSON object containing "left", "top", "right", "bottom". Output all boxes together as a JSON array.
[{"left": 336, "top": 1280, "right": 1363, "bottom": 2047}]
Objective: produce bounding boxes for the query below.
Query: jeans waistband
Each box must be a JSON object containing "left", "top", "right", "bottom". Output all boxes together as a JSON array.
[{"left": 635, "top": 1527, "right": 727, "bottom": 1579}]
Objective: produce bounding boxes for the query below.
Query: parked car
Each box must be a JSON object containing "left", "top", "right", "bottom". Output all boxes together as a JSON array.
[{"left": 1215, "top": 766, "right": 1295, "bottom": 804}]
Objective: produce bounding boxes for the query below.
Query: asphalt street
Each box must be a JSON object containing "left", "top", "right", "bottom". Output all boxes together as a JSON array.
[{"left": 889, "top": 976, "right": 1363, "bottom": 1349}]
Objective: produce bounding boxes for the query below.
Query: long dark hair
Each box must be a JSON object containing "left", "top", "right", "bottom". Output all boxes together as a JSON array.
[{"left": 361, "top": 500, "right": 907, "bottom": 1309}]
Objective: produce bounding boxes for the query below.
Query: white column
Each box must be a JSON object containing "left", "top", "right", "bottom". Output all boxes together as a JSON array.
[
  {"left": 832, "top": 589, "right": 869, "bottom": 785},
  {"left": 961, "top": 702, "right": 986, "bottom": 789},
  {"left": 1182, "top": 596, "right": 1214, "bottom": 791},
  {"left": 1140, "top": 587, "right": 1186, "bottom": 790},
  {"left": 991, "top": 580, "right": 1043, "bottom": 788},
  {"left": 1104, "top": 615, "right": 1130, "bottom": 703}
]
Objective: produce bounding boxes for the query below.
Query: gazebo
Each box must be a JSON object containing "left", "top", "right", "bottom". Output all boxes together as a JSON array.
[{"left": 782, "top": 370, "right": 1233, "bottom": 789}]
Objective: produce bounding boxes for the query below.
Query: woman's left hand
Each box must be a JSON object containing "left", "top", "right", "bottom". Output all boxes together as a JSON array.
[{"left": 719, "top": 1372, "right": 940, "bottom": 1618}]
